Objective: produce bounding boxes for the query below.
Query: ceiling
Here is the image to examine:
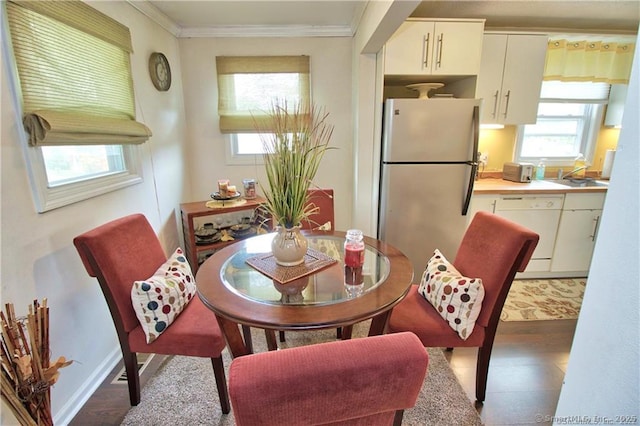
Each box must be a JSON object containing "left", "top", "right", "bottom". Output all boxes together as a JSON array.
[
  {"left": 146, "top": 1, "right": 364, "bottom": 28},
  {"left": 141, "top": 1, "right": 366, "bottom": 36},
  {"left": 144, "top": 0, "right": 640, "bottom": 36},
  {"left": 411, "top": 1, "right": 640, "bottom": 34}
]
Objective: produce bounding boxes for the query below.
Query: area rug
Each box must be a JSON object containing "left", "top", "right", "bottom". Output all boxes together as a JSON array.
[
  {"left": 500, "top": 278, "right": 586, "bottom": 321},
  {"left": 122, "top": 323, "right": 483, "bottom": 426}
]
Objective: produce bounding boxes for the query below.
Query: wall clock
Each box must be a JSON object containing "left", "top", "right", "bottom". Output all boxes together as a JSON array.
[{"left": 149, "top": 52, "right": 171, "bottom": 91}]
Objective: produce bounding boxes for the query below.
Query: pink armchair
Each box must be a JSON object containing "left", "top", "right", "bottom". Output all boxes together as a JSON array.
[
  {"left": 73, "top": 214, "right": 230, "bottom": 412},
  {"left": 229, "top": 332, "right": 428, "bottom": 426},
  {"left": 387, "top": 211, "right": 539, "bottom": 402}
]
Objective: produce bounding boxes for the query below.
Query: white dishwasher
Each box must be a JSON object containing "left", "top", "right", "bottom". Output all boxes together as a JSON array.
[{"left": 494, "top": 195, "right": 564, "bottom": 272}]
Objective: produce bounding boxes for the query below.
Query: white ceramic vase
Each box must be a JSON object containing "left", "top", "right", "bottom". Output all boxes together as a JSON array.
[{"left": 271, "top": 225, "right": 308, "bottom": 266}]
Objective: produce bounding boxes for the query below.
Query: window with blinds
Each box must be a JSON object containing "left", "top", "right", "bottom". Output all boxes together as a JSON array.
[
  {"left": 515, "top": 81, "right": 609, "bottom": 167},
  {"left": 216, "top": 55, "right": 310, "bottom": 133},
  {"left": 5, "top": 0, "right": 148, "bottom": 212},
  {"left": 6, "top": 1, "right": 151, "bottom": 146},
  {"left": 216, "top": 55, "right": 310, "bottom": 161}
]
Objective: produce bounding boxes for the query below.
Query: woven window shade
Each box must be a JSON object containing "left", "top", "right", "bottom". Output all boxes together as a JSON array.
[
  {"left": 216, "top": 56, "right": 310, "bottom": 133},
  {"left": 7, "top": 1, "right": 151, "bottom": 146},
  {"left": 544, "top": 38, "right": 636, "bottom": 84}
]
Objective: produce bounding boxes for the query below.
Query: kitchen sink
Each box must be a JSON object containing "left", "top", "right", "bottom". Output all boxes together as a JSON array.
[{"left": 545, "top": 178, "right": 609, "bottom": 188}]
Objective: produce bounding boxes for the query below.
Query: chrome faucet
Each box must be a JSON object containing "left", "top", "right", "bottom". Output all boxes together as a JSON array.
[{"left": 561, "top": 166, "right": 588, "bottom": 180}]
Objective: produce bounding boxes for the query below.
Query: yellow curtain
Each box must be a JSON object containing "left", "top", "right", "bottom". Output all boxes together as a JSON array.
[{"left": 544, "top": 38, "right": 635, "bottom": 84}]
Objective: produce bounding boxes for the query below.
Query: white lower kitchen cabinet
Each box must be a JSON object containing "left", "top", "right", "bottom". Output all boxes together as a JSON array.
[
  {"left": 551, "top": 193, "right": 606, "bottom": 274},
  {"left": 469, "top": 190, "right": 606, "bottom": 277},
  {"left": 467, "top": 194, "right": 497, "bottom": 222}
]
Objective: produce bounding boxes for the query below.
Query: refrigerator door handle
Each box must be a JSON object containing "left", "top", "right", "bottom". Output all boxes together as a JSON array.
[
  {"left": 472, "top": 105, "right": 480, "bottom": 161},
  {"left": 462, "top": 106, "right": 480, "bottom": 216},
  {"left": 462, "top": 162, "right": 477, "bottom": 216}
]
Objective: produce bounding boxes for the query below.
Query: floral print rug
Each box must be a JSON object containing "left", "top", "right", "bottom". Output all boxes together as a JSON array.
[{"left": 500, "top": 278, "right": 586, "bottom": 321}]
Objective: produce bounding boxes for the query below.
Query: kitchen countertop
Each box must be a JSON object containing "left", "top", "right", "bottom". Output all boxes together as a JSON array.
[{"left": 473, "top": 178, "right": 609, "bottom": 194}]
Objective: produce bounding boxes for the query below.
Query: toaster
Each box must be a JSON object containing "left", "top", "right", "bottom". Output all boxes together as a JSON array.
[{"left": 503, "top": 162, "right": 534, "bottom": 183}]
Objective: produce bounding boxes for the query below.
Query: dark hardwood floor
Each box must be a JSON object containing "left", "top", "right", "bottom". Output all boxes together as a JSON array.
[
  {"left": 447, "top": 319, "right": 577, "bottom": 425},
  {"left": 70, "top": 319, "right": 576, "bottom": 425}
]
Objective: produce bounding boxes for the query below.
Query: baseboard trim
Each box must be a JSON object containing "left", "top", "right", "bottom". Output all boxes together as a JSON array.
[{"left": 54, "top": 346, "right": 122, "bottom": 426}]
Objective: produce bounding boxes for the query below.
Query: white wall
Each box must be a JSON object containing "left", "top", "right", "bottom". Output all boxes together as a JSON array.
[
  {"left": 0, "top": 2, "right": 190, "bottom": 423},
  {"left": 555, "top": 30, "right": 639, "bottom": 419},
  {"left": 179, "top": 36, "right": 354, "bottom": 231}
]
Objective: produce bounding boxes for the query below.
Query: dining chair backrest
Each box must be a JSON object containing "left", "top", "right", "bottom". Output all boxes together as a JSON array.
[
  {"left": 453, "top": 211, "right": 539, "bottom": 328},
  {"left": 229, "top": 332, "right": 428, "bottom": 426},
  {"left": 300, "top": 188, "right": 334, "bottom": 231},
  {"left": 75, "top": 213, "right": 167, "bottom": 334}
]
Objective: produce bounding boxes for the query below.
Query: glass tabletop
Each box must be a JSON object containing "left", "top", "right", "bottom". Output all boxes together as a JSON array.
[{"left": 219, "top": 233, "right": 390, "bottom": 306}]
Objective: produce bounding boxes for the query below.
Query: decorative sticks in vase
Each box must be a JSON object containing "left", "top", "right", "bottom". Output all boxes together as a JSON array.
[{"left": 1, "top": 299, "right": 72, "bottom": 426}]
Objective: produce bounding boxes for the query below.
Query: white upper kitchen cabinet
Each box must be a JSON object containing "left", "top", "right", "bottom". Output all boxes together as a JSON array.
[
  {"left": 604, "top": 84, "right": 628, "bottom": 127},
  {"left": 384, "top": 19, "right": 485, "bottom": 76},
  {"left": 476, "top": 34, "right": 548, "bottom": 125}
]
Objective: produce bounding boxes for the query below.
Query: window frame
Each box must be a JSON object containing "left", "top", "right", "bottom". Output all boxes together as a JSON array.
[
  {"left": 25, "top": 143, "right": 142, "bottom": 212},
  {"left": 515, "top": 84, "right": 606, "bottom": 168},
  {"left": 225, "top": 134, "right": 265, "bottom": 166}
]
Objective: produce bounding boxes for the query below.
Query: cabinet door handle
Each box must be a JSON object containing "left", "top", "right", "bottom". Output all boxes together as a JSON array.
[
  {"left": 491, "top": 90, "right": 499, "bottom": 118},
  {"left": 590, "top": 215, "right": 601, "bottom": 242},
  {"left": 423, "top": 33, "right": 430, "bottom": 69},
  {"left": 436, "top": 33, "right": 444, "bottom": 69},
  {"left": 502, "top": 90, "right": 511, "bottom": 118}
]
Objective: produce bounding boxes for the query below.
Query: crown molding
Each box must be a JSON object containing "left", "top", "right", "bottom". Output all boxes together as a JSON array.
[
  {"left": 127, "top": 1, "right": 355, "bottom": 38},
  {"left": 179, "top": 25, "right": 354, "bottom": 38},
  {"left": 127, "top": 0, "right": 181, "bottom": 36},
  {"left": 349, "top": 2, "right": 367, "bottom": 36}
]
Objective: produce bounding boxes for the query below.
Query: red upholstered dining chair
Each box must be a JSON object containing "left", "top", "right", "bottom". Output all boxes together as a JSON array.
[
  {"left": 73, "top": 214, "right": 230, "bottom": 412},
  {"left": 300, "top": 188, "right": 335, "bottom": 231},
  {"left": 387, "top": 211, "right": 539, "bottom": 402},
  {"left": 229, "top": 332, "right": 428, "bottom": 426}
]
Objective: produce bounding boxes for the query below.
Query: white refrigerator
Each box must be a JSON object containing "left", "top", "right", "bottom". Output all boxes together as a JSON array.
[{"left": 378, "top": 98, "right": 481, "bottom": 279}]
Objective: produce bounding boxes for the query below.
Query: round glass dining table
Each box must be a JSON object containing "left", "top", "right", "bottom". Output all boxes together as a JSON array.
[{"left": 196, "top": 230, "right": 413, "bottom": 358}]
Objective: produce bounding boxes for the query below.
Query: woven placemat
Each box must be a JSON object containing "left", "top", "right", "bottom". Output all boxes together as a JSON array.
[{"left": 246, "top": 248, "right": 338, "bottom": 284}]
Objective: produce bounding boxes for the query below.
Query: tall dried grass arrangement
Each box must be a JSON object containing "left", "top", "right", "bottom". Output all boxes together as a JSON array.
[
  {"left": 1, "top": 300, "right": 72, "bottom": 426},
  {"left": 257, "top": 101, "right": 334, "bottom": 229}
]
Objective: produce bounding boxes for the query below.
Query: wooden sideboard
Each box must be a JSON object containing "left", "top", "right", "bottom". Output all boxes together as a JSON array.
[{"left": 180, "top": 196, "right": 267, "bottom": 273}]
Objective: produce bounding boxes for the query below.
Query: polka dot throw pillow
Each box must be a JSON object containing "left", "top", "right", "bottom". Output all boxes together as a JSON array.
[
  {"left": 418, "top": 249, "right": 485, "bottom": 340},
  {"left": 131, "top": 248, "right": 196, "bottom": 344}
]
